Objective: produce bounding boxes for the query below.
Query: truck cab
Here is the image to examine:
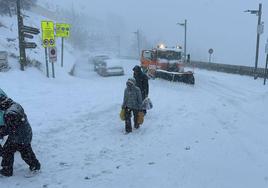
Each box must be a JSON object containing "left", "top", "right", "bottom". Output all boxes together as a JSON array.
[{"left": 140, "top": 46, "right": 184, "bottom": 78}]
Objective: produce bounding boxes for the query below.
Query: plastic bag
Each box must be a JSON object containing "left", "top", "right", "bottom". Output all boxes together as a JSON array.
[
  {"left": 142, "top": 97, "right": 153, "bottom": 110},
  {"left": 120, "top": 108, "right": 125, "bottom": 121},
  {"left": 137, "top": 111, "right": 144, "bottom": 125}
]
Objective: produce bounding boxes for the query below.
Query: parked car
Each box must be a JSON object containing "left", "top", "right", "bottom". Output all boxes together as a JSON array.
[
  {"left": 92, "top": 55, "right": 110, "bottom": 71},
  {"left": 97, "top": 59, "right": 124, "bottom": 77}
]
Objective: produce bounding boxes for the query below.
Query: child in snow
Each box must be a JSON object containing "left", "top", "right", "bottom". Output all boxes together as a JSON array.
[
  {"left": 122, "top": 78, "right": 143, "bottom": 133},
  {"left": 0, "top": 94, "right": 41, "bottom": 177}
]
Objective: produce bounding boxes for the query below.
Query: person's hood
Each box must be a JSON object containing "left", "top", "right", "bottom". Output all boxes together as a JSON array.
[
  {"left": 133, "top": 65, "right": 142, "bottom": 74},
  {"left": 127, "top": 78, "right": 136, "bottom": 86},
  {"left": 0, "top": 97, "right": 13, "bottom": 111}
]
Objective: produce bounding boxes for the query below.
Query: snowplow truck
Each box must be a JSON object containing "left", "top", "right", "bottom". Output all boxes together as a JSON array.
[{"left": 140, "top": 46, "right": 195, "bottom": 85}]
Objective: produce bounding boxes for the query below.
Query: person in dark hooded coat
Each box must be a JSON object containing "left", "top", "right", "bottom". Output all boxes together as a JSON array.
[
  {"left": 0, "top": 94, "right": 40, "bottom": 177},
  {"left": 133, "top": 65, "right": 149, "bottom": 115},
  {"left": 132, "top": 65, "right": 149, "bottom": 100}
]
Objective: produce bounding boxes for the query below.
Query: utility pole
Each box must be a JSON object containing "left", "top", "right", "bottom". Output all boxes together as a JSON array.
[
  {"left": 245, "top": 3, "right": 263, "bottom": 79},
  {"left": 134, "top": 30, "right": 141, "bottom": 58},
  {"left": 118, "top": 36, "right": 121, "bottom": 57}
]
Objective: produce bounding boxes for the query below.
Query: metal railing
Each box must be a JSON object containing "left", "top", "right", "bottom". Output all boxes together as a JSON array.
[{"left": 188, "top": 61, "right": 266, "bottom": 78}]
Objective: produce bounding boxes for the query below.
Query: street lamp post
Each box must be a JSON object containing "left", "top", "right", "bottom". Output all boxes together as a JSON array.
[
  {"left": 177, "top": 19, "right": 187, "bottom": 63},
  {"left": 134, "top": 30, "right": 141, "bottom": 58},
  {"left": 115, "top": 35, "right": 121, "bottom": 57},
  {"left": 245, "top": 3, "right": 263, "bottom": 80}
]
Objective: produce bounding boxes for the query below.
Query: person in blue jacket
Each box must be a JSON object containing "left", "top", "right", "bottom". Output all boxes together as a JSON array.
[
  {"left": 0, "top": 88, "right": 7, "bottom": 126},
  {"left": 0, "top": 94, "right": 40, "bottom": 177},
  {"left": 0, "top": 89, "right": 7, "bottom": 157}
]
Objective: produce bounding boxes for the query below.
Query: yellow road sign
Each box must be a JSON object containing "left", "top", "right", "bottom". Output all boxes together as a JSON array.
[
  {"left": 56, "top": 23, "right": 70, "bottom": 38},
  {"left": 41, "top": 21, "right": 55, "bottom": 47}
]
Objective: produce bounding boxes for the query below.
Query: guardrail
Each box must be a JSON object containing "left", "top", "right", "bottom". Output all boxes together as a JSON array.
[{"left": 188, "top": 61, "right": 266, "bottom": 78}]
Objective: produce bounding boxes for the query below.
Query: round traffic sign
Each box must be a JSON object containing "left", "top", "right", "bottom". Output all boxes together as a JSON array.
[
  {"left": 51, "top": 49, "right": 56, "bottom": 55},
  {"left": 43, "top": 39, "right": 49, "bottom": 45},
  {"left": 49, "top": 39, "right": 55, "bottom": 45},
  {"left": 208, "top": 48, "right": 214, "bottom": 54}
]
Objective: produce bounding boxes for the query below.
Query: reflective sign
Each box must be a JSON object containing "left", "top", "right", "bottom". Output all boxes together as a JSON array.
[
  {"left": 56, "top": 23, "right": 70, "bottom": 38},
  {"left": 41, "top": 21, "right": 55, "bottom": 47},
  {"left": 208, "top": 48, "right": 214, "bottom": 54},
  {"left": 49, "top": 47, "right": 57, "bottom": 62}
]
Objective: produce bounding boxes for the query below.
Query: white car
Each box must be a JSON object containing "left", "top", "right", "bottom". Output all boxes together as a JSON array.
[
  {"left": 92, "top": 55, "right": 110, "bottom": 72},
  {"left": 97, "top": 59, "right": 124, "bottom": 77}
]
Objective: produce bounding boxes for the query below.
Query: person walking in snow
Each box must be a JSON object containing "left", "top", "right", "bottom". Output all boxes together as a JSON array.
[
  {"left": 132, "top": 65, "right": 149, "bottom": 114},
  {"left": 0, "top": 94, "right": 41, "bottom": 177},
  {"left": 0, "top": 89, "right": 7, "bottom": 159},
  {"left": 122, "top": 78, "right": 143, "bottom": 133}
]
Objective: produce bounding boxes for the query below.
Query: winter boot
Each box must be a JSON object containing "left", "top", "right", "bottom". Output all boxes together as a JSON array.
[
  {"left": 29, "top": 162, "right": 41, "bottom": 172},
  {"left": 134, "top": 124, "right": 140, "bottom": 129}
]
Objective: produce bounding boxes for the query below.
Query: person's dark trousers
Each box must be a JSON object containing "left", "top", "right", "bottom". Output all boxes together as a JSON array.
[
  {"left": 125, "top": 108, "right": 139, "bottom": 133},
  {"left": 1, "top": 140, "right": 40, "bottom": 176}
]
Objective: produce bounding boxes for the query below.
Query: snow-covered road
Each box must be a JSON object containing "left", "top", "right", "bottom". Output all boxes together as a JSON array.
[{"left": 1, "top": 58, "right": 268, "bottom": 188}]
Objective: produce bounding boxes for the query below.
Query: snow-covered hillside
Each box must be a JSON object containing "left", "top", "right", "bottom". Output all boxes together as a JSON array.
[
  {"left": 0, "top": 8, "right": 76, "bottom": 74},
  {"left": 1, "top": 56, "right": 268, "bottom": 187}
]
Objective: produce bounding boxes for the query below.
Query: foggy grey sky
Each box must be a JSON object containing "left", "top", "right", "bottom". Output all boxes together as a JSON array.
[{"left": 43, "top": 0, "right": 268, "bottom": 66}]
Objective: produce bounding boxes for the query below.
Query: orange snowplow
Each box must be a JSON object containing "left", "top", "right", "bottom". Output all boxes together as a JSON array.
[{"left": 140, "top": 45, "right": 195, "bottom": 84}]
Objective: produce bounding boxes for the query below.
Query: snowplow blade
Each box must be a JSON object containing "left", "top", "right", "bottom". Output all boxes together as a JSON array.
[{"left": 155, "top": 70, "right": 195, "bottom": 85}]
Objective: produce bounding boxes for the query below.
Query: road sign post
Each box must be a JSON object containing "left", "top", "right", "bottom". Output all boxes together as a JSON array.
[
  {"left": 49, "top": 47, "right": 57, "bottom": 78},
  {"left": 41, "top": 21, "right": 55, "bottom": 78},
  {"left": 45, "top": 47, "right": 49, "bottom": 78},
  {"left": 51, "top": 61, "right": 55, "bottom": 78},
  {"left": 56, "top": 23, "right": 70, "bottom": 68},
  {"left": 61, "top": 37, "right": 64, "bottom": 67},
  {"left": 208, "top": 48, "right": 214, "bottom": 63}
]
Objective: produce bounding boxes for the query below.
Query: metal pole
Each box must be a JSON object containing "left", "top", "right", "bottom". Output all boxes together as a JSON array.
[
  {"left": 17, "top": 0, "right": 25, "bottom": 71},
  {"left": 184, "top": 19, "right": 187, "bottom": 63},
  {"left": 209, "top": 54, "right": 212, "bottom": 63},
  {"left": 254, "top": 3, "right": 262, "bottom": 80},
  {"left": 61, "top": 37, "right": 64, "bottom": 67},
  {"left": 45, "top": 47, "right": 49, "bottom": 78},
  {"left": 137, "top": 30, "right": 141, "bottom": 58},
  {"left": 118, "top": 36, "right": 121, "bottom": 57},
  {"left": 264, "top": 53, "right": 268, "bottom": 85},
  {"left": 52, "top": 61, "right": 55, "bottom": 78}
]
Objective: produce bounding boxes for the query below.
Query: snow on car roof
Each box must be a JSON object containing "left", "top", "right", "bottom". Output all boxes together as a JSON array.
[{"left": 105, "top": 59, "right": 123, "bottom": 67}]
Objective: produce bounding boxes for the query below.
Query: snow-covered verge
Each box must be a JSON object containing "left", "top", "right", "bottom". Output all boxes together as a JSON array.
[
  {"left": 0, "top": 10, "right": 76, "bottom": 75},
  {"left": 1, "top": 55, "right": 268, "bottom": 188}
]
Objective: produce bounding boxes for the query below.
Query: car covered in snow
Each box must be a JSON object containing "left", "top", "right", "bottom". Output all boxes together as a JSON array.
[
  {"left": 97, "top": 59, "right": 124, "bottom": 77},
  {"left": 92, "top": 55, "right": 110, "bottom": 71}
]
